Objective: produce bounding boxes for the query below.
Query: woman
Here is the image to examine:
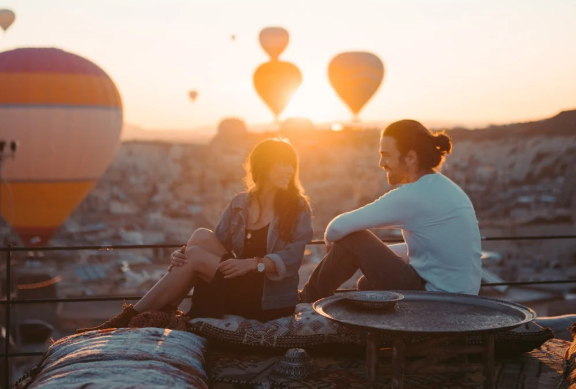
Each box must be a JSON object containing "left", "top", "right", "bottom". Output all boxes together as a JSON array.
[{"left": 77, "top": 138, "right": 313, "bottom": 332}]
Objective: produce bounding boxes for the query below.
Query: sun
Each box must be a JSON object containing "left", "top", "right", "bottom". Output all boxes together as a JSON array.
[{"left": 281, "top": 77, "right": 345, "bottom": 124}]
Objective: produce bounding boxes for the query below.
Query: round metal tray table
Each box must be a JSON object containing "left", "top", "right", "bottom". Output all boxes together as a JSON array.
[{"left": 313, "top": 291, "right": 536, "bottom": 389}]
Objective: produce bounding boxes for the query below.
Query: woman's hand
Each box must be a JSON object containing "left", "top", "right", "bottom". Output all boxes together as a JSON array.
[
  {"left": 218, "top": 258, "right": 257, "bottom": 279},
  {"left": 169, "top": 245, "right": 187, "bottom": 268}
]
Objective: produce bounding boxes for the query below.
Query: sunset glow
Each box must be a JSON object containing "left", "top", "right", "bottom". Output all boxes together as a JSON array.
[
  {"left": 2, "top": 0, "right": 574, "bottom": 130},
  {"left": 282, "top": 77, "right": 346, "bottom": 123}
]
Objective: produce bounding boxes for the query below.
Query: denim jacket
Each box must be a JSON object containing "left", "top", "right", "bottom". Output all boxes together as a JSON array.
[{"left": 214, "top": 192, "right": 314, "bottom": 310}]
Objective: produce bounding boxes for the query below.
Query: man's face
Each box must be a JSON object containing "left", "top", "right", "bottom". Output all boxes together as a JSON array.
[{"left": 379, "top": 136, "right": 409, "bottom": 185}]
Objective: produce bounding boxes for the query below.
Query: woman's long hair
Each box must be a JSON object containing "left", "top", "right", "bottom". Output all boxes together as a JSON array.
[{"left": 244, "top": 138, "right": 309, "bottom": 241}]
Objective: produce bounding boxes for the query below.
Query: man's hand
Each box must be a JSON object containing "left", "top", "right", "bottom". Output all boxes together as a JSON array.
[{"left": 218, "top": 258, "right": 257, "bottom": 279}]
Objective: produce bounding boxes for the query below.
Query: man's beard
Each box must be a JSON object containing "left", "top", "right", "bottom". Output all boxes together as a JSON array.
[
  {"left": 385, "top": 166, "right": 408, "bottom": 185},
  {"left": 386, "top": 170, "right": 401, "bottom": 185}
]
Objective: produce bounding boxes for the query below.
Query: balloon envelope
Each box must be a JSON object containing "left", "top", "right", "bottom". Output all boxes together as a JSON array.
[
  {"left": 217, "top": 118, "right": 248, "bottom": 136},
  {"left": 0, "top": 48, "right": 123, "bottom": 246},
  {"left": 0, "top": 9, "right": 15, "bottom": 32},
  {"left": 188, "top": 90, "right": 198, "bottom": 102},
  {"left": 328, "top": 52, "right": 384, "bottom": 116},
  {"left": 259, "top": 27, "right": 289, "bottom": 60},
  {"left": 253, "top": 61, "right": 302, "bottom": 120},
  {"left": 280, "top": 117, "right": 315, "bottom": 133}
]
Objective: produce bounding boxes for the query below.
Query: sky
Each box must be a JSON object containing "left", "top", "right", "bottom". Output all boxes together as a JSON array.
[{"left": 1, "top": 0, "right": 575, "bottom": 130}]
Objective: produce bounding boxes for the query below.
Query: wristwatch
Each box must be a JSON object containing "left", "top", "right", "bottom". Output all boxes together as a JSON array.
[{"left": 256, "top": 257, "right": 265, "bottom": 273}]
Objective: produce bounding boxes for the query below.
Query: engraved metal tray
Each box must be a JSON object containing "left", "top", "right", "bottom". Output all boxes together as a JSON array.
[{"left": 313, "top": 291, "right": 536, "bottom": 335}]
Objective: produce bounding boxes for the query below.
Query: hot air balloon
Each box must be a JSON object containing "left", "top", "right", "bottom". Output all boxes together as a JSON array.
[
  {"left": 259, "top": 27, "right": 289, "bottom": 61},
  {"left": 188, "top": 90, "right": 198, "bottom": 102},
  {"left": 0, "top": 9, "right": 15, "bottom": 32},
  {"left": 328, "top": 52, "right": 384, "bottom": 120},
  {"left": 0, "top": 48, "right": 123, "bottom": 246},
  {"left": 253, "top": 61, "right": 302, "bottom": 123},
  {"left": 211, "top": 118, "right": 249, "bottom": 150},
  {"left": 217, "top": 118, "right": 248, "bottom": 137},
  {"left": 280, "top": 117, "right": 315, "bottom": 133}
]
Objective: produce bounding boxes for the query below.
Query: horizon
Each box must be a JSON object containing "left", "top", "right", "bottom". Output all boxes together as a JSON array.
[
  {"left": 2, "top": 0, "right": 576, "bottom": 132},
  {"left": 120, "top": 108, "right": 575, "bottom": 144}
]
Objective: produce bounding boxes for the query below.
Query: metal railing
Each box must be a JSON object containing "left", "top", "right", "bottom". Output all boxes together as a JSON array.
[{"left": 1, "top": 234, "right": 576, "bottom": 388}]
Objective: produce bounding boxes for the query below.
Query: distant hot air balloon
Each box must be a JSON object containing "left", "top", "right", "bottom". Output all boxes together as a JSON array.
[
  {"left": 217, "top": 118, "right": 248, "bottom": 137},
  {"left": 0, "top": 9, "right": 16, "bottom": 32},
  {"left": 328, "top": 52, "right": 384, "bottom": 120},
  {"left": 280, "top": 117, "right": 315, "bottom": 133},
  {"left": 0, "top": 48, "right": 123, "bottom": 246},
  {"left": 211, "top": 118, "right": 248, "bottom": 148},
  {"left": 188, "top": 90, "right": 198, "bottom": 102},
  {"left": 253, "top": 61, "right": 302, "bottom": 123},
  {"left": 259, "top": 27, "right": 289, "bottom": 61}
]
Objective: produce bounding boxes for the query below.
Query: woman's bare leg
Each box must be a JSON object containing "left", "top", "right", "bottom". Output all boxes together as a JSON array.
[
  {"left": 168, "top": 228, "right": 229, "bottom": 306},
  {"left": 75, "top": 230, "right": 227, "bottom": 332},
  {"left": 185, "top": 228, "right": 228, "bottom": 258},
  {"left": 133, "top": 229, "right": 227, "bottom": 312}
]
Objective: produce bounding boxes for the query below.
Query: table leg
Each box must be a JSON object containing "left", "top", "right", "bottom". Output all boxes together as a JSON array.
[
  {"left": 392, "top": 336, "right": 406, "bottom": 389},
  {"left": 366, "top": 331, "right": 379, "bottom": 383},
  {"left": 482, "top": 334, "right": 495, "bottom": 389}
]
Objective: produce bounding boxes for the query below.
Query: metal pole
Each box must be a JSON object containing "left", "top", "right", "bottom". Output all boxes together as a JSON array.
[
  {"left": 0, "top": 158, "right": 3, "bottom": 248},
  {"left": 4, "top": 244, "right": 12, "bottom": 389},
  {"left": 0, "top": 140, "right": 18, "bottom": 250}
]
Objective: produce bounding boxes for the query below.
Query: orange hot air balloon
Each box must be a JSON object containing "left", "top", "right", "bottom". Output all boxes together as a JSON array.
[
  {"left": 188, "top": 90, "right": 198, "bottom": 102},
  {"left": 0, "top": 9, "right": 15, "bottom": 32},
  {"left": 328, "top": 52, "right": 384, "bottom": 120},
  {"left": 259, "top": 27, "right": 289, "bottom": 61},
  {"left": 0, "top": 48, "right": 123, "bottom": 246},
  {"left": 217, "top": 118, "right": 247, "bottom": 137},
  {"left": 280, "top": 117, "right": 315, "bottom": 133},
  {"left": 253, "top": 61, "right": 302, "bottom": 122}
]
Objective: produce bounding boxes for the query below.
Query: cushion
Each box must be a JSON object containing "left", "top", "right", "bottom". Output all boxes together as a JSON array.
[
  {"left": 468, "top": 320, "right": 555, "bottom": 356},
  {"left": 188, "top": 303, "right": 554, "bottom": 355},
  {"left": 13, "top": 327, "right": 209, "bottom": 389},
  {"left": 189, "top": 303, "right": 366, "bottom": 349},
  {"left": 535, "top": 314, "right": 576, "bottom": 341},
  {"left": 557, "top": 323, "right": 576, "bottom": 389}
]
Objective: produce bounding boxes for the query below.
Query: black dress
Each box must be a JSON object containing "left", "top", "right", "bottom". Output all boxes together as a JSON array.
[{"left": 187, "top": 223, "right": 295, "bottom": 321}]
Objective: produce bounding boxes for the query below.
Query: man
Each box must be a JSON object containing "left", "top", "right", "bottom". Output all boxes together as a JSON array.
[{"left": 300, "top": 120, "right": 482, "bottom": 303}]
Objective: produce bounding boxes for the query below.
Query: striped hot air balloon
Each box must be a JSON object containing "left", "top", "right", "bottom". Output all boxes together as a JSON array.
[{"left": 0, "top": 48, "right": 123, "bottom": 246}]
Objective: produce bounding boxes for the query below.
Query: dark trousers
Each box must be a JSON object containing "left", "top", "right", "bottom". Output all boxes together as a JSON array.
[{"left": 300, "top": 230, "right": 426, "bottom": 303}]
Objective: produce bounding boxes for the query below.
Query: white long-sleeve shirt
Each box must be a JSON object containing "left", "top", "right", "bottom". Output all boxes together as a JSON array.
[{"left": 325, "top": 173, "right": 482, "bottom": 295}]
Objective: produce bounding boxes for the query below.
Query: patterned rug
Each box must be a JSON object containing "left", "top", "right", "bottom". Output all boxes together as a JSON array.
[{"left": 209, "top": 338, "right": 568, "bottom": 389}]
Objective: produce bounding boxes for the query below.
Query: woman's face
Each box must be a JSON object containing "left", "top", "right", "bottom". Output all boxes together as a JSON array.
[{"left": 266, "top": 161, "right": 295, "bottom": 190}]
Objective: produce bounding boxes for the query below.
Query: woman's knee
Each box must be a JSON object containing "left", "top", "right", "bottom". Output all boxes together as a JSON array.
[
  {"left": 184, "top": 245, "right": 220, "bottom": 281},
  {"left": 179, "top": 245, "right": 205, "bottom": 272},
  {"left": 187, "top": 228, "right": 216, "bottom": 247}
]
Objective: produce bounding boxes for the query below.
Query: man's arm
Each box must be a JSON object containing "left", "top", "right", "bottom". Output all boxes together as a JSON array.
[{"left": 325, "top": 186, "right": 414, "bottom": 245}]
